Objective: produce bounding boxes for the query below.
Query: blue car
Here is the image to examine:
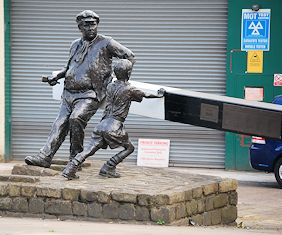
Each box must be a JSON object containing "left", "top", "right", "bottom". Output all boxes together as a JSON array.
[{"left": 249, "top": 95, "right": 282, "bottom": 188}]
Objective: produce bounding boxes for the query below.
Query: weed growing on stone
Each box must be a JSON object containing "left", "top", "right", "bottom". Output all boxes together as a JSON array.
[{"left": 156, "top": 219, "right": 165, "bottom": 225}]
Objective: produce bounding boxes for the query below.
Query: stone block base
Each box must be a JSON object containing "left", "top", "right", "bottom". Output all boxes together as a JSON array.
[{"left": 0, "top": 160, "right": 238, "bottom": 226}]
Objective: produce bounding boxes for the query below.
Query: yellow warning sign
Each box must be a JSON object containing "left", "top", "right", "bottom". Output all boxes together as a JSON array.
[{"left": 247, "top": 51, "right": 263, "bottom": 73}]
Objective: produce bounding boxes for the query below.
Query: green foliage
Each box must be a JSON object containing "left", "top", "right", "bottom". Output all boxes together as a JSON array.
[{"left": 156, "top": 219, "right": 165, "bottom": 225}]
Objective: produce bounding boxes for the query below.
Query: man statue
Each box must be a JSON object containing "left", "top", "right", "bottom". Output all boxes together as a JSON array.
[{"left": 25, "top": 10, "right": 135, "bottom": 168}]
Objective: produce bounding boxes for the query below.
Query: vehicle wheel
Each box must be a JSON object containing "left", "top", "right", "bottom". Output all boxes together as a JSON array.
[{"left": 274, "top": 158, "right": 282, "bottom": 188}]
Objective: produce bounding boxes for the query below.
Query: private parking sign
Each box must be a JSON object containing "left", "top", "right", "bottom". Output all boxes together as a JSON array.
[{"left": 241, "top": 9, "right": 271, "bottom": 51}]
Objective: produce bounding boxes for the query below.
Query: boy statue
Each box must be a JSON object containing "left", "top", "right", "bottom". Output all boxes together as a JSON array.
[{"left": 62, "top": 59, "right": 165, "bottom": 179}]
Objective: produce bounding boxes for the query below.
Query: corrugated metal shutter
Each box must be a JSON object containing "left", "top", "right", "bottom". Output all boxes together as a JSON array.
[{"left": 11, "top": 0, "right": 227, "bottom": 168}]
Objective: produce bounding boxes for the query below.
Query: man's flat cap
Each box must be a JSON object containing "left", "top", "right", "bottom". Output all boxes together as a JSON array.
[{"left": 76, "top": 10, "right": 100, "bottom": 24}]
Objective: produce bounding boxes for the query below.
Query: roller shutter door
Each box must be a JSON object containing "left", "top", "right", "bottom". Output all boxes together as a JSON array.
[{"left": 11, "top": 0, "right": 227, "bottom": 167}]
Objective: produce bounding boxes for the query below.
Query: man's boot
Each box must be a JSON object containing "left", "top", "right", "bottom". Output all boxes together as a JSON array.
[
  {"left": 25, "top": 153, "right": 52, "bottom": 168},
  {"left": 62, "top": 159, "right": 80, "bottom": 180}
]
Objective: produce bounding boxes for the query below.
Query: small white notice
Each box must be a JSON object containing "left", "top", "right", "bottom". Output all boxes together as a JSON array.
[{"left": 137, "top": 138, "right": 170, "bottom": 167}]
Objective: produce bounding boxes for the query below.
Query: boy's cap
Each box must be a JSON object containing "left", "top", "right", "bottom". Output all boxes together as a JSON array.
[{"left": 76, "top": 10, "right": 100, "bottom": 24}]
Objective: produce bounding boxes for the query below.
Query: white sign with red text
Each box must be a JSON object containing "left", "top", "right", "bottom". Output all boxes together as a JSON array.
[
  {"left": 137, "top": 139, "right": 170, "bottom": 167},
  {"left": 274, "top": 74, "right": 282, "bottom": 86}
]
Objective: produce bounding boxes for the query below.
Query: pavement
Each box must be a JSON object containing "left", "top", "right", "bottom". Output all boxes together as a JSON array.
[
  {"left": 168, "top": 166, "right": 276, "bottom": 184},
  {"left": 0, "top": 161, "right": 281, "bottom": 233},
  {"left": 0, "top": 217, "right": 279, "bottom": 235}
]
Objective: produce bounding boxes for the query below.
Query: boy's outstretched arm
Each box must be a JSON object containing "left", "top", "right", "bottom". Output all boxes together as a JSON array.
[{"left": 144, "top": 88, "right": 166, "bottom": 98}]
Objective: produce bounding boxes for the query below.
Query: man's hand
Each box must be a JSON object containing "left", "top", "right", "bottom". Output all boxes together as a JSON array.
[{"left": 42, "top": 76, "right": 60, "bottom": 86}]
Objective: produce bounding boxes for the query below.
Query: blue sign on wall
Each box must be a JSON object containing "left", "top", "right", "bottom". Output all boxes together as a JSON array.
[{"left": 241, "top": 9, "right": 271, "bottom": 51}]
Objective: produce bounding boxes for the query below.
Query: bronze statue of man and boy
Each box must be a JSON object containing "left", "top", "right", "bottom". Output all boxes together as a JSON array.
[{"left": 25, "top": 10, "right": 164, "bottom": 179}]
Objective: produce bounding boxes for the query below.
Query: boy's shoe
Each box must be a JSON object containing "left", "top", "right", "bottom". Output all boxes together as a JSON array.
[
  {"left": 25, "top": 155, "right": 51, "bottom": 168},
  {"left": 99, "top": 163, "right": 121, "bottom": 178},
  {"left": 62, "top": 161, "right": 79, "bottom": 180}
]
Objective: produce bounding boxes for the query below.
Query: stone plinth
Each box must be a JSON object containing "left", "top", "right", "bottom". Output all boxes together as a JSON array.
[{"left": 0, "top": 160, "right": 237, "bottom": 226}]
